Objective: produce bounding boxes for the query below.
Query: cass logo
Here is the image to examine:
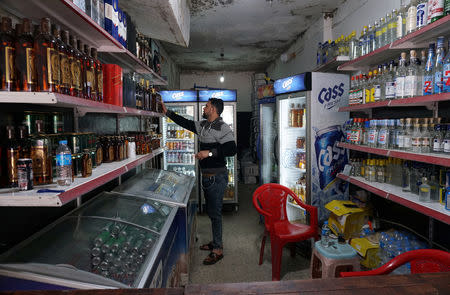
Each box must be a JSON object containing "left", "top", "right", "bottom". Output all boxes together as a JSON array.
[
  {"left": 282, "top": 78, "right": 293, "bottom": 90},
  {"left": 318, "top": 83, "right": 345, "bottom": 110},
  {"left": 211, "top": 91, "right": 224, "bottom": 98},
  {"left": 172, "top": 92, "right": 184, "bottom": 100}
]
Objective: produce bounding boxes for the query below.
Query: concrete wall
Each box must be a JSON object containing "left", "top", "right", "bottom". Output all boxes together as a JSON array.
[
  {"left": 180, "top": 71, "right": 253, "bottom": 112},
  {"left": 266, "top": 0, "right": 403, "bottom": 79},
  {"left": 159, "top": 41, "right": 181, "bottom": 89}
]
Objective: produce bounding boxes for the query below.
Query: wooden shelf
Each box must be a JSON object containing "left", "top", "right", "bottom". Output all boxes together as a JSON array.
[
  {"left": 0, "top": 92, "right": 163, "bottom": 117},
  {"left": 338, "top": 142, "right": 450, "bottom": 167},
  {"left": 314, "top": 56, "right": 350, "bottom": 72},
  {"left": 0, "top": 0, "right": 167, "bottom": 86},
  {"left": 337, "top": 173, "right": 450, "bottom": 224},
  {"left": 339, "top": 93, "right": 450, "bottom": 112},
  {"left": 0, "top": 148, "right": 164, "bottom": 207}
]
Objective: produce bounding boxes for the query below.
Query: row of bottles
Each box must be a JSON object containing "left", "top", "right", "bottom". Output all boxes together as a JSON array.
[
  {"left": 170, "top": 166, "right": 195, "bottom": 177},
  {"left": 166, "top": 151, "right": 195, "bottom": 164},
  {"left": 136, "top": 32, "right": 161, "bottom": 75},
  {"left": 122, "top": 73, "right": 163, "bottom": 112},
  {"left": 343, "top": 117, "right": 450, "bottom": 154},
  {"left": 0, "top": 16, "right": 103, "bottom": 100},
  {"left": 349, "top": 37, "right": 450, "bottom": 105},
  {"left": 350, "top": 156, "right": 450, "bottom": 206},
  {"left": 318, "top": 0, "right": 450, "bottom": 64},
  {"left": 166, "top": 125, "right": 194, "bottom": 139},
  {"left": 288, "top": 103, "right": 306, "bottom": 128},
  {"left": 289, "top": 175, "right": 307, "bottom": 204},
  {"left": 165, "top": 140, "right": 194, "bottom": 151}
]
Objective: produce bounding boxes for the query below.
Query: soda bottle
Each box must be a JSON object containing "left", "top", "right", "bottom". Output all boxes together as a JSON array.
[{"left": 56, "top": 140, "right": 72, "bottom": 186}]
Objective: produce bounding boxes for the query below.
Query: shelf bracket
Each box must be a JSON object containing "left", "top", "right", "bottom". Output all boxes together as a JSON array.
[{"left": 75, "top": 107, "right": 89, "bottom": 117}]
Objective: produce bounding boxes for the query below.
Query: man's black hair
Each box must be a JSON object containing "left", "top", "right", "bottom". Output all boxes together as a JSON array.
[{"left": 209, "top": 98, "right": 224, "bottom": 115}]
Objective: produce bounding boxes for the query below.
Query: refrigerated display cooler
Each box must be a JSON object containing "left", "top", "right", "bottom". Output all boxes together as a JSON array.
[
  {"left": 274, "top": 72, "right": 349, "bottom": 223},
  {"left": 160, "top": 90, "right": 199, "bottom": 204},
  {"left": 198, "top": 90, "right": 238, "bottom": 211},
  {"left": 259, "top": 97, "right": 278, "bottom": 184},
  {"left": 0, "top": 170, "right": 195, "bottom": 290}
]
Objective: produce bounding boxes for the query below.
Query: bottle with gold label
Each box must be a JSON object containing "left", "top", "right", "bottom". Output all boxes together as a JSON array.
[
  {"left": 124, "top": 136, "right": 129, "bottom": 159},
  {"left": 91, "top": 48, "right": 103, "bottom": 102},
  {"left": 0, "top": 17, "right": 15, "bottom": 91},
  {"left": 4, "top": 126, "right": 20, "bottom": 188},
  {"left": 34, "top": 18, "right": 57, "bottom": 92},
  {"left": 81, "top": 149, "right": 92, "bottom": 177},
  {"left": 18, "top": 126, "right": 31, "bottom": 159},
  {"left": 77, "top": 39, "right": 87, "bottom": 98},
  {"left": 83, "top": 44, "right": 96, "bottom": 100},
  {"left": 15, "top": 19, "right": 37, "bottom": 92},
  {"left": 31, "top": 120, "right": 52, "bottom": 185},
  {"left": 95, "top": 136, "right": 103, "bottom": 166},
  {"left": 55, "top": 28, "right": 71, "bottom": 95},
  {"left": 69, "top": 35, "right": 83, "bottom": 98}
]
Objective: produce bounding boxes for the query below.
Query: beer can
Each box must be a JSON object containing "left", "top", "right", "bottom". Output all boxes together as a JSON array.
[{"left": 17, "top": 159, "right": 33, "bottom": 191}]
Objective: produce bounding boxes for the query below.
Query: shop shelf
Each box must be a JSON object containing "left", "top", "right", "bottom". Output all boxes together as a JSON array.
[
  {"left": 337, "top": 173, "right": 450, "bottom": 225},
  {"left": 338, "top": 142, "right": 450, "bottom": 167},
  {"left": 0, "top": 148, "right": 164, "bottom": 207},
  {"left": 339, "top": 93, "right": 450, "bottom": 112},
  {"left": 0, "top": 0, "right": 166, "bottom": 85},
  {"left": 314, "top": 56, "right": 350, "bottom": 72},
  {"left": 337, "top": 44, "right": 402, "bottom": 71},
  {"left": 0, "top": 92, "right": 162, "bottom": 117}
]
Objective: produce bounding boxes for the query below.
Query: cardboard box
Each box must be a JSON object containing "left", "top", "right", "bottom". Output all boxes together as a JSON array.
[
  {"left": 351, "top": 237, "right": 380, "bottom": 269},
  {"left": 325, "top": 200, "right": 369, "bottom": 239}
]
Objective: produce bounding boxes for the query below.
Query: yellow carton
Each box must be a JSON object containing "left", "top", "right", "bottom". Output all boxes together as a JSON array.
[
  {"left": 351, "top": 237, "right": 380, "bottom": 269},
  {"left": 325, "top": 200, "right": 368, "bottom": 239}
]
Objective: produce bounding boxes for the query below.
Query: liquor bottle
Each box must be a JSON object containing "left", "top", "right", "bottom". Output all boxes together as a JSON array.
[
  {"left": 34, "top": 18, "right": 57, "bottom": 92},
  {"left": 84, "top": 44, "right": 96, "bottom": 100},
  {"left": 373, "top": 68, "right": 382, "bottom": 102},
  {"left": 444, "top": 39, "right": 450, "bottom": 93},
  {"left": 389, "top": 9, "right": 398, "bottom": 43},
  {"left": 368, "top": 120, "right": 378, "bottom": 148},
  {"left": 430, "top": 0, "right": 445, "bottom": 22},
  {"left": 18, "top": 126, "right": 31, "bottom": 158},
  {"left": 406, "top": 0, "right": 418, "bottom": 34},
  {"left": 396, "top": 119, "right": 405, "bottom": 149},
  {"left": 395, "top": 52, "right": 408, "bottom": 99},
  {"left": 397, "top": 4, "right": 407, "bottom": 39},
  {"left": 432, "top": 124, "right": 443, "bottom": 153},
  {"left": 443, "top": 125, "right": 450, "bottom": 153},
  {"left": 52, "top": 25, "right": 70, "bottom": 95},
  {"left": 434, "top": 36, "right": 446, "bottom": 94},
  {"left": 405, "top": 50, "right": 419, "bottom": 98},
  {"left": 403, "top": 118, "right": 413, "bottom": 151},
  {"left": 91, "top": 48, "right": 103, "bottom": 102},
  {"left": 378, "top": 119, "right": 389, "bottom": 149},
  {"left": 15, "top": 18, "right": 37, "bottom": 92},
  {"left": 384, "top": 13, "right": 391, "bottom": 46},
  {"left": 388, "top": 119, "right": 397, "bottom": 149},
  {"left": 411, "top": 118, "right": 422, "bottom": 152},
  {"left": 421, "top": 118, "right": 431, "bottom": 153},
  {"left": 417, "top": 1, "right": 429, "bottom": 29},
  {"left": 367, "top": 25, "right": 375, "bottom": 54},
  {"left": 0, "top": 17, "right": 15, "bottom": 91},
  {"left": 68, "top": 35, "right": 83, "bottom": 97},
  {"left": 31, "top": 120, "right": 52, "bottom": 185},
  {"left": 360, "top": 28, "right": 367, "bottom": 56},
  {"left": 419, "top": 177, "right": 431, "bottom": 202},
  {"left": 77, "top": 39, "right": 87, "bottom": 98},
  {"left": 402, "top": 161, "right": 411, "bottom": 192},
  {"left": 384, "top": 61, "right": 396, "bottom": 100},
  {"left": 423, "top": 43, "right": 435, "bottom": 96},
  {"left": 4, "top": 126, "right": 19, "bottom": 187}
]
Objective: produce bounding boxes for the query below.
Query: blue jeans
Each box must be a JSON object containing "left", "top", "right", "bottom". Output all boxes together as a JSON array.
[{"left": 202, "top": 171, "right": 228, "bottom": 250}]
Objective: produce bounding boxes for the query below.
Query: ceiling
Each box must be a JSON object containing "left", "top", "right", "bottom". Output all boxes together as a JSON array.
[{"left": 162, "top": 0, "right": 344, "bottom": 72}]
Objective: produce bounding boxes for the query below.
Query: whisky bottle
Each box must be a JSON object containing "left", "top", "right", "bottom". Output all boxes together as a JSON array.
[
  {"left": 81, "top": 149, "right": 92, "bottom": 178},
  {"left": 0, "top": 17, "right": 15, "bottom": 91},
  {"left": 83, "top": 44, "right": 96, "bottom": 100},
  {"left": 69, "top": 35, "right": 83, "bottom": 98},
  {"left": 143, "top": 79, "right": 149, "bottom": 110},
  {"left": 53, "top": 26, "right": 70, "bottom": 95},
  {"left": 34, "top": 18, "right": 58, "bottom": 92},
  {"left": 31, "top": 120, "right": 52, "bottom": 185},
  {"left": 77, "top": 39, "right": 87, "bottom": 98},
  {"left": 91, "top": 48, "right": 103, "bottom": 102},
  {"left": 15, "top": 18, "right": 37, "bottom": 92},
  {"left": 18, "top": 125, "right": 31, "bottom": 159},
  {"left": 5, "top": 126, "right": 19, "bottom": 187},
  {"left": 95, "top": 136, "right": 103, "bottom": 166}
]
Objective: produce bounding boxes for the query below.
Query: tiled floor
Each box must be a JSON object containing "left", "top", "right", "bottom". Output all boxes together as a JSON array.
[{"left": 188, "top": 183, "right": 312, "bottom": 284}]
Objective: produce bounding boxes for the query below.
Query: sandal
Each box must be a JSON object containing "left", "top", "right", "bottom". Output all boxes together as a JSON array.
[
  {"left": 199, "top": 242, "right": 213, "bottom": 251},
  {"left": 203, "top": 251, "right": 224, "bottom": 265}
]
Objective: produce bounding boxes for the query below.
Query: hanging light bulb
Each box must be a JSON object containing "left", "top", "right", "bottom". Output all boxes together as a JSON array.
[{"left": 220, "top": 73, "right": 225, "bottom": 83}]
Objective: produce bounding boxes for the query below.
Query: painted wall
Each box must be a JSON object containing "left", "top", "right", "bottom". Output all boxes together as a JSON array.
[
  {"left": 159, "top": 41, "right": 181, "bottom": 89},
  {"left": 266, "top": 0, "right": 403, "bottom": 79},
  {"left": 180, "top": 71, "right": 253, "bottom": 112}
]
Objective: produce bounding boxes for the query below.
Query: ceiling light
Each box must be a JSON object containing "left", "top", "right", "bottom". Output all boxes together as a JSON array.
[{"left": 220, "top": 73, "right": 225, "bottom": 83}]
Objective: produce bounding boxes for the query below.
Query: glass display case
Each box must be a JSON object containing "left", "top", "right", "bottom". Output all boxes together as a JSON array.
[{"left": 0, "top": 191, "right": 179, "bottom": 290}]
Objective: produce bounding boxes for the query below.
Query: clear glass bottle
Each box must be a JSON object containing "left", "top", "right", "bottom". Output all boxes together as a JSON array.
[
  {"left": 402, "top": 161, "right": 411, "bottom": 192},
  {"left": 411, "top": 118, "right": 422, "bottom": 152},
  {"left": 388, "top": 119, "right": 397, "bottom": 149},
  {"left": 406, "top": 0, "right": 419, "bottom": 34},
  {"left": 378, "top": 119, "right": 389, "bottom": 149},
  {"left": 416, "top": 0, "right": 429, "bottom": 29},
  {"left": 385, "top": 60, "right": 397, "bottom": 100},
  {"left": 349, "top": 31, "right": 359, "bottom": 60},
  {"left": 443, "top": 124, "right": 450, "bottom": 153},
  {"left": 397, "top": 4, "right": 407, "bottom": 39},
  {"left": 429, "top": 175, "right": 440, "bottom": 202},
  {"left": 396, "top": 52, "right": 408, "bottom": 99},
  {"left": 376, "top": 159, "right": 386, "bottom": 183},
  {"left": 360, "top": 27, "right": 368, "bottom": 56},
  {"left": 403, "top": 118, "right": 413, "bottom": 151},
  {"left": 384, "top": 13, "right": 392, "bottom": 46},
  {"left": 396, "top": 118, "right": 405, "bottom": 149},
  {"left": 373, "top": 67, "right": 382, "bottom": 101},
  {"left": 362, "top": 120, "right": 370, "bottom": 145},
  {"left": 378, "top": 18, "right": 386, "bottom": 48},
  {"left": 374, "top": 21, "right": 381, "bottom": 51},
  {"left": 421, "top": 118, "right": 431, "bottom": 153},
  {"left": 390, "top": 9, "right": 398, "bottom": 43},
  {"left": 423, "top": 43, "right": 435, "bottom": 96},
  {"left": 368, "top": 120, "right": 378, "bottom": 148},
  {"left": 368, "top": 159, "right": 377, "bottom": 182},
  {"left": 434, "top": 36, "right": 446, "bottom": 94},
  {"left": 405, "top": 50, "right": 419, "bottom": 98},
  {"left": 419, "top": 177, "right": 431, "bottom": 202},
  {"left": 443, "top": 38, "right": 450, "bottom": 93}
]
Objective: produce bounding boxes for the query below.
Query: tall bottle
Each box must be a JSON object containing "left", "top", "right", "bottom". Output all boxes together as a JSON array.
[
  {"left": 373, "top": 67, "right": 382, "bottom": 102},
  {"left": 434, "top": 36, "right": 446, "bottom": 94},
  {"left": 417, "top": 1, "right": 429, "bottom": 29},
  {"left": 406, "top": 0, "right": 418, "bottom": 34},
  {"left": 360, "top": 27, "right": 368, "bottom": 56},
  {"left": 444, "top": 39, "right": 450, "bottom": 93},
  {"left": 403, "top": 118, "right": 413, "bottom": 151},
  {"left": 15, "top": 18, "right": 37, "bottom": 92},
  {"left": 316, "top": 42, "right": 322, "bottom": 65},
  {"left": 433, "top": 124, "right": 444, "bottom": 153},
  {"left": 423, "top": 43, "right": 435, "bottom": 96},
  {"left": 396, "top": 119, "right": 405, "bottom": 150},
  {"left": 384, "top": 13, "right": 391, "bottom": 46},
  {"left": 430, "top": 0, "right": 445, "bottom": 22},
  {"left": 389, "top": 9, "right": 398, "bottom": 43},
  {"left": 421, "top": 118, "right": 431, "bottom": 153},
  {"left": 84, "top": 44, "right": 96, "bottom": 100},
  {"left": 34, "top": 18, "right": 58, "bottom": 92},
  {"left": 411, "top": 118, "right": 422, "bottom": 152},
  {"left": 31, "top": 120, "right": 52, "bottom": 185},
  {"left": 397, "top": 4, "right": 407, "bottom": 39},
  {"left": 52, "top": 25, "right": 70, "bottom": 95},
  {"left": 395, "top": 52, "right": 408, "bottom": 99},
  {"left": 385, "top": 61, "right": 396, "bottom": 100},
  {"left": 405, "top": 50, "right": 419, "bottom": 98},
  {"left": 378, "top": 119, "right": 389, "bottom": 149},
  {"left": 69, "top": 35, "right": 83, "bottom": 98},
  {"left": 77, "top": 39, "right": 87, "bottom": 98},
  {"left": 4, "top": 126, "right": 19, "bottom": 188},
  {"left": 349, "top": 31, "right": 358, "bottom": 60},
  {"left": 18, "top": 126, "right": 31, "bottom": 159},
  {"left": 402, "top": 161, "right": 411, "bottom": 192},
  {"left": 91, "top": 48, "right": 103, "bottom": 102},
  {"left": 0, "top": 17, "right": 15, "bottom": 91}
]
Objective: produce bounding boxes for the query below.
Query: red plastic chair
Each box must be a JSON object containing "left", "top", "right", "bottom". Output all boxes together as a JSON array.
[
  {"left": 340, "top": 249, "right": 450, "bottom": 277},
  {"left": 252, "top": 183, "right": 319, "bottom": 281}
]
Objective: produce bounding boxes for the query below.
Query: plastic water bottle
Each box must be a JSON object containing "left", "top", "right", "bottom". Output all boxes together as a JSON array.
[
  {"left": 56, "top": 140, "right": 72, "bottom": 186},
  {"left": 321, "top": 221, "right": 331, "bottom": 247}
]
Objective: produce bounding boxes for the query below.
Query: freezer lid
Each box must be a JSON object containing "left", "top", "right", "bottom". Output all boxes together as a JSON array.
[
  {"left": 0, "top": 263, "right": 127, "bottom": 289},
  {"left": 113, "top": 169, "right": 195, "bottom": 206}
]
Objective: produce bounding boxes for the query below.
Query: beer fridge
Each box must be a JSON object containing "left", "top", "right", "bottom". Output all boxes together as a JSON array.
[
  {"left": 160, "top": 90, "right": 199, "bottom": 205},
  {"left": 259, "top": 97, "right": 278, "bottom": 184},
  {"left": 274, "top": 72, "right": 349, "bottom": 223},
  {"left": 198, "top": 90, "right": 238, "bottom": 212}
]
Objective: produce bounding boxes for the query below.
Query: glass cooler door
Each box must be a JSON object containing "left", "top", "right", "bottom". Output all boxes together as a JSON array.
[
  {"left": 259, "top": 101, "right": 277, "bottom": 184},
  {"left": 0, "top": 192, "right": 176, "bottom": 289}
]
